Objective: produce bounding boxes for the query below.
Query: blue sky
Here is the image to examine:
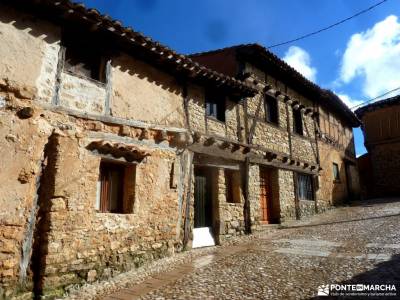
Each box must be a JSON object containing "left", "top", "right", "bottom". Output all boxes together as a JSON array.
[{"left": 80, "top": 0, "right": 400, "bottom": 156}]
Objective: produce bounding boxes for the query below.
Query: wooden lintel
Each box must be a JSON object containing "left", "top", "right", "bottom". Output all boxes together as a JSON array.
[{"left": 248, "top": 156, "right": 318, "bottom": 175}]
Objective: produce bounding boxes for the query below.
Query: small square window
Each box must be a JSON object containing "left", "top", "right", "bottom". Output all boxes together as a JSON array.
[
  {"left": 95, "top": 161, "right": 136, "bottom": 213},
  {"left": 293, "top": 108, "right": 303, "bottom": 135},
  {"left": 62, "top": 29, "right": 106, "bottom": 82},
  {"left": 205, "top": 90, "right": 226, "bottom": 122},
  {"left": 265, "top": 95, "right": 279, "bottom": 125},
  {"left": 225, "top": 169, "right": 241, "bottom": 203},
  {"left": 333, "top": 163, "right": 340, "bottom": 181}
]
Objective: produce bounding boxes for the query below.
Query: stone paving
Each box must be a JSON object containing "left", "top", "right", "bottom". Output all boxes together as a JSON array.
[{"left": 69, "top": 198, "right": 400, "bottom": 300}]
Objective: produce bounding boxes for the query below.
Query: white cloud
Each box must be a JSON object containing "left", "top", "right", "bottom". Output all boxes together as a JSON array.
[
  {"left": 340, "top": 15, "right": 400, "bottom": 98},
  {"left": 336, "top": 93, "right": 363, "bottom": 111},
  {"left": 283, "top": 46, "right": 317, "bottom": 82}
]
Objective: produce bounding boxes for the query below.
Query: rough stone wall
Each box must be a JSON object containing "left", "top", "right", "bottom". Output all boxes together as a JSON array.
[
  {"left": 225, "top": 99, "right": 242, "bottom": 141},
  {"left": 35, "top": 133, "right": 182, "bottom": 298},
  {"left": 246, "top": 84, "right": 289, "bottom": 153},
  {"left": 187, "top": 85, "right": 206, "bottom": 133},
  {"left": 248, "top": 164, "right": 261, "bottom": 231},
  {"left": 58, "top": 72, "right": 106, "bottom": 114},
  {"left": 317, "top": 143, "right": 349, "bottom": 206},
  {"left": 0, "top": 5, "right": 60, "bottom": 104},
  {"left": 298, "top": 200, "right": 316, "bottom": 219},
  {"left": 217, "top": 168, "right": 245, "bottom": 243},
  {"left": 0, "top": 101, "right": 53, "bottom": 299},
  {"left": 186, "top": 84, "right": 243, "bottom": 142},
  {"left": 370, "top": 142, "right": 400, "bottom": 196},
  {"left": 0, "top": 10, "right": 192, "bottom": 296},
  {"left": 206, "top": 117, "right": 226, "bottom": 137},
  {"left": 277, "top": 169, "right": 297, "bottom": 222},
  {"left": 0, "top": 93, "right": 188, "bottom": 299},
  {"left": 291, "top": 112, "right": 318, "bottom": 164},
  {"left": 111, "top": 54, "right": 185, "bottom": 127}
]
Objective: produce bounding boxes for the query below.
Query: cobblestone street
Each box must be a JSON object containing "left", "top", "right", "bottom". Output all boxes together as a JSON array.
[{"left": 81, "top": 198, "right": 400, "bottom": 300}]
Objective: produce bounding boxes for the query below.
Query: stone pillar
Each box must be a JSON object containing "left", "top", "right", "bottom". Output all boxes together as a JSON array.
[
  {"left": 277, "top": 169, "right": 296, "bottom": 222},
  {"left": 248, "top": 164, "right": 261, "bottom": 231}
]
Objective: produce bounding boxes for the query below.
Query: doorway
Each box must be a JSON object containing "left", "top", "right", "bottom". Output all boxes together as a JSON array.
[
  {"left": 193, "top": 167, "right": 215, "bottom": 248},
  {"left": 345, "top": 162, "right": 353, "bottom": 201},
  {"left": 259, "top": 167, "right": 279, "bottom": 224}
]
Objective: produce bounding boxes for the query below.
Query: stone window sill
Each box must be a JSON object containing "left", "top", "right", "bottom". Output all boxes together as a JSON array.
[
  {"left": 292, "top": 132, "right": 314, "bottom": 142},
  {"left": 206, "top": 116, "right": 225, "bottom": 125},
  {"left": 248, "top": 115, "right": 284, "bottom": 131},
  {"left": 95, "top": 211, "right": 134, "bottom": 216},
  {"left": 226, "top": 202, "right": 242, "bottom": 206},
  {"left": 63, "top": 70, "right": 107, "bottom": 88}
]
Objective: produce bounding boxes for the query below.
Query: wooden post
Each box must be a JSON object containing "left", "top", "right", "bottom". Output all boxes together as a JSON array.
[
  {"left": 293, "top": 171, "right": 300, "bottom": 220},
  {"left": 52, "top": 46, "right": 66, "bottom": 106},
  {"left": 105, "top": 60, "right": 113, "bottom": 115},
  {"left": 243, "top": 157, "right": 252, "bottom": 234},
  {"left": 183, "top": 152, "right": 194, "bottom": 248}
]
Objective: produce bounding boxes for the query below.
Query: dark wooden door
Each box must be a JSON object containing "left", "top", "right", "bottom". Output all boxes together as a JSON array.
[
  {"left": 260, "top": 168, "right": 272, "bottom": 222},
  {"left": 194, "top": 173, "right": 212, "bottom": 228}
]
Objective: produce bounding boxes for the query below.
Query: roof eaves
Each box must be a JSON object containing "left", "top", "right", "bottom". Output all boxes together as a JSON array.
[
  {"left": 355, "top": 95, "right": 400, "bottom": 118},
  {"left": 10, "top": 0, "right": 257, "bottom": 96}
]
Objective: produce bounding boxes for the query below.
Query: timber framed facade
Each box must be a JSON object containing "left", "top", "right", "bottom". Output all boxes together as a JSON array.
[
  {"left": 0, "top": 1, "right": 360, "bottom": 299},
  {"left": 355, "top": 95, "right": 400, "bottom": 198}
]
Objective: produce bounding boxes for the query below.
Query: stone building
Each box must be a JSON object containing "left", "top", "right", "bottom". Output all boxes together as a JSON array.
[
  {"left": 191, "top": 44, "right": 361, "bottom": 209},
  {"left": 0, "top": 1, "right": 359, "bottom": 299},
  {"left": 355, "top": 95, "right": 400, "bottom": 198}
]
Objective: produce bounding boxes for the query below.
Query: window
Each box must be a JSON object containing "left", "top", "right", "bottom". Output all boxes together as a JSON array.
[
  {"left": 62, "top": 29, "right": 106, "bottom": 82},
  {"left": 265, "top": 95, "right": 279, "bottom": 125},
  {"left": 297, "top": 174, "right": 314, "bottom": 201},
  {"left": 95, "top": 161, "right": 136, "bottom": 213},
  {"left": 225, "top": 169, "right": 241, "bottom": 203},
  {"left": 333, "top": 163, "right": 340, "bottom": 181},
  {"left": 205, "top": 90, "right": 226, "bottom": 122},
  {"left": 293, "top": 108, "right": 303, "bottom": 135}
]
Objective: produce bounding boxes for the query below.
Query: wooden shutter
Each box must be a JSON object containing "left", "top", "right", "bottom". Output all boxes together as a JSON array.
[{"left": 100, "top": 166, "right": 110, "bottom": 212}]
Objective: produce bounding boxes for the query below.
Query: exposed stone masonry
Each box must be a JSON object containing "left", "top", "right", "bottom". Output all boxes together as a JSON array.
[{"left": 0, "top": 2, "right": 360, "bottom": 299}]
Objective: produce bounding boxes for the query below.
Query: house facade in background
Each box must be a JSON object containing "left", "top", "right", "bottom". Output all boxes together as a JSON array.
[
  {"left": 191, "top": 44, "right": 360, "bottom": 208},
  {"left": 356, "top": 96, "right": 400, "bottom": 198},
  {"left": 0, "top": 1, "right": 359, "bottom": 299}
]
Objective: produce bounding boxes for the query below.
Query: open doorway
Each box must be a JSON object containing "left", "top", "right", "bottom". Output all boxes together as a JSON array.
[{"left": 193, "top": 167, "right": 216, "bottom": 248}]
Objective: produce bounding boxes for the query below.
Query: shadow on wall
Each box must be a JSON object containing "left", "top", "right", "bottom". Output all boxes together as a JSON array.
[
  {"left": 357, "top": 153, "right": 374, "bottom": 199},
  {"left": 112, "top": 57, "right": 182, "bottom": 96},
  {"left": 329, "top": 156, "right": 360, "bottom": 206},
  {"left": 0, "top": 4, "right": 59, "bottom": 44},
  {"left": 30, "top": 133, "right": 58, "bottom": 299}
]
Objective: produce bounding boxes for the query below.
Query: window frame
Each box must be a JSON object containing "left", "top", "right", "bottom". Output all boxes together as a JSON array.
[
  {"left": 264, "top": 94, "right": 279, "bottom": 125},
  {"left": 225, "top": 169, "right": 241, "bottom": 204},
  {"left": 95, "top": 160, "right": 136, "bottom": 214},
  {"left": 293, "top": 108, "right": 304, "bottom": 135},
  {"left": 62, "top": 28, "right": 107, "bottom": 83},
  {"left": 296, "top": 173, "right": 314, "bottom": 201},
  {"left": 205, "top": 90, "right": 226, "bottom": 122},
  {"left": 333, "top": 162, "right": 340, "bottom": 182}
]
